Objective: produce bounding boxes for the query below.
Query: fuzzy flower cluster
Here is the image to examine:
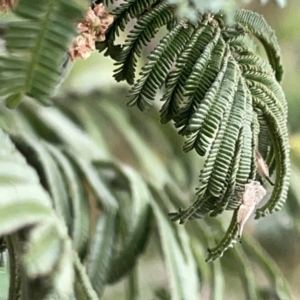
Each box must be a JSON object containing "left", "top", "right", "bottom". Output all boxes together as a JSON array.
[
  {"left": 69, "top": 4, "right": 113, "bottom": 61},
  {"left": 0, "top": 0, "right": 15, "bottom": 12}
]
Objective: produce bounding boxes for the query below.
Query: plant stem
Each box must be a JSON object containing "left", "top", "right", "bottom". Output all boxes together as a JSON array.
[{"left": 126, "top": 268, "right": 139, "bottom": 300}]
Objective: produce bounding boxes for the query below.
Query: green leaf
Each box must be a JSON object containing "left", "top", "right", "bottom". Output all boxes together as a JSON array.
[
  {"left": 235, "top": 9, "right": 284, "bottom": 82},
  {"left": 6, "top": 236, "right": 21, "bottom": 300},
  {"left": 128, "top": 20, "right": 195, "bottom": 110},
  {"left": 99, "top": 102, "right": 171, "bottom": 184},
  {"left": 102, "top": 0, "right": 160, "bottom": 58},
  {"left": 45, "top": 143, "right": 90, "bottom": 256},
  {"left": 0, "top": 129, "right": 75, "bottom": 298},
  {"left": 73, "top": 251, "right": 99, "bottom": 300},
  {"left": 229, "top": 248, "right": 258, "bottom": 300},
  {"left": 65, "top": 150, "right": 119, "bottom": 212},
  {"left": 85, "top": 212, "right": 116, "bottom": 296},
  {"left": 93, "top": 162, "right": 153, "bottom": 284},
  {"left": 0, "top": 0, "right": 87, "bottom": 106},
  {"left": 206, "top": 211, "right": 239, "bottom": 262},
  {"left": 149, "top": 186, "right": 200, "bottom": 300},
  {"left": 113, "top": 2, "right": 174, "bottom": 84},
  {"left": 108, "top": 3, "right": 289, "bottom": 261},
  {"left": 243, "top": 235, "right": 292, "bottom": 300},
  {"left": 20, "top": 101, "right": 107, "bottom": 161},
  {"left": 10, "top": 134, "right": 72, "bottom": 228},
  {"left": 160, "top": 25, "right": 211, "bottom": 124}
]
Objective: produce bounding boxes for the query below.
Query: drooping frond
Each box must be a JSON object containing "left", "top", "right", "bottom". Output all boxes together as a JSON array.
[
  {"left": 99, "top": 3, "right": 290, "bottom": 259},
  {"left": 113, "top": 2, "right": 174, "bottom": 84},
  {"left": 0, "top": 129, "right": 75, "bottom": 299},
  {"left": 0, "top": 0, "right": 87, "bottom": 107},
  {"left": 0, "top": 113, "right": 152, "bottom": 298},
  {"left": 0, "top": 0, "right": 293, "bottom": 297},
  {"left": 235, "top": 9, "right": 284, "bottom": 82},
  {"left": 100, "top": 0, "right": 160, "bottom": 60},
  {"left": 206, "top": 211, "right": 239, "bottom": 262},
  {"left": 0, "top": 86, "right": 293, "bottom": 298},
  {"left": 128, "top": 20, "right": 195, "bottom": 110}
]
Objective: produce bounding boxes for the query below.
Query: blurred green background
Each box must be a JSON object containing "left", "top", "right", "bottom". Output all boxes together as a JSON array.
[{"left": 1, "top": 0, "right": 300, "bottom": 299}]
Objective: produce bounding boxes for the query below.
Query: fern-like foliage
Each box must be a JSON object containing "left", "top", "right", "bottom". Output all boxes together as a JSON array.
[
  {"left": 99, "top": 1, "right": 290, "bottom": 259},
  {"left": 0, "top": 99, "right": 152, "bottom": 298},
  {"left": 0, "top": 0, "right": 294, "bottom": 298},
  {"left": 0, "top": 88, "right": 294, "bottom": 299},
  {"left": 0, "top": 129, "right": 75, "bottom": 299},
  {"left": 0, "top": 0, "right": 87, "bottom": 108}
]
